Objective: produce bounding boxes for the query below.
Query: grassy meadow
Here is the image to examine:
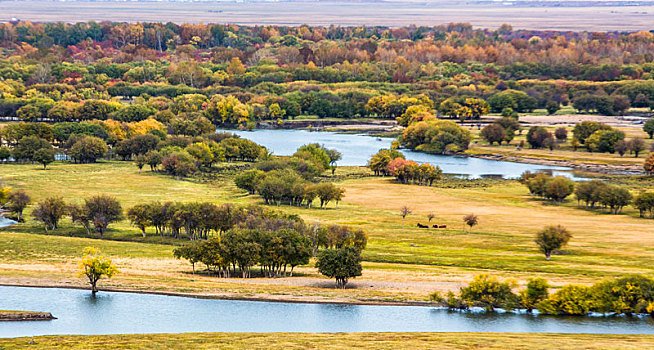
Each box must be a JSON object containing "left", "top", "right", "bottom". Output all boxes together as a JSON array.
[{"left": 1, "top": 159, "right": 654, "bottom": 304}]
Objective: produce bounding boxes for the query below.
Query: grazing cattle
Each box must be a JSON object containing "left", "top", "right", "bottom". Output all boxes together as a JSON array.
[
  {"left": 438, "top": 225, "right": 447, "bottom": 229},
  {"left": 417, "top": 223, "right": 429, "bottom": 228},
  {"left": 432, "top": 224, "right": 439, "bottom": 228}
]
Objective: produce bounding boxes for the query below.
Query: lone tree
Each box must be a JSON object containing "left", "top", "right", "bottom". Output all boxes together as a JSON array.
[
  {"left": 78, "top": 247, "right": 118, "bottom": 297},
  {"left": 33, "top": 147, "right": 55, "bottom": 170},
  {"left": 534, "top": 225, "right": 572, "bottom": 260},
  {"left": 316, "top": 247, "right": 362, "bottom": 289},
  {"left": 463, "top": 213, "right": 479, "bottom": 233},
  {"left": 400, "top": 206, "right": 412, "bottom": 229}
]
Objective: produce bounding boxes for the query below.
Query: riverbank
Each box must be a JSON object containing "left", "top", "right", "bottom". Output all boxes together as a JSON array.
[
  {"left": 2, "top": 332, "right": 654, "bottom": 349},
  {"left": 0, "top": 310, "right": 54, "bottom": 321}
]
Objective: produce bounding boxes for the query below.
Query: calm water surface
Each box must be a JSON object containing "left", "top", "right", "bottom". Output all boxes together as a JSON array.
[
  {"left": 225, "top": 129, "right": 576, "bottom": 179},
  {"left": 1, "top": 286, "right": 652, "bottom": 337}
]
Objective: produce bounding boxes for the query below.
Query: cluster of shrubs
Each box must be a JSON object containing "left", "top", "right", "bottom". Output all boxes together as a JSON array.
[
  {"left": 367, "top": 149, "right": 443, "bottom": 185},
  {"left": 436, "top": 274, "right": 654, "bottom": 316},
  {"left": 399, "top": 120, "right": 471, "bottom": 154},
  {"left": 520, "top": 172, "right": 576, "bottom": 202},
  {"left": 234, "top": 143, "right": 345, "bottom": 208},
  {"left": 480, "top": 116, "right": 522, "bottom": 145}
]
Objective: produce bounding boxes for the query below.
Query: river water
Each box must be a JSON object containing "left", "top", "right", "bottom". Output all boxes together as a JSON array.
[
  {"left": 225, "top": 129, "right": 577, "bottom": 179},
  {"left": 1, "top": 286, "right": 652, "bottom": 337}
]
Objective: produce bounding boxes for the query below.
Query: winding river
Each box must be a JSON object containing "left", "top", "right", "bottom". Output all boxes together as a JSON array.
[
  {"left": 225, "top": 129, "right": 577, "bottom": 179},
  {"left": 1, "top": 286, "right": 653, "bottom": 337}
]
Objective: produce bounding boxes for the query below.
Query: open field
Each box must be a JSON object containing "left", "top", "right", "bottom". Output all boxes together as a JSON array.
[
  {"left": 2, "top": 332, "right": 654, "bottom": 349},
  {"left": 2, "top": 161, "right": 654, "bottom": 304},
  {"left": 3, "top": 0, "right": 654, "bottom": 31}
]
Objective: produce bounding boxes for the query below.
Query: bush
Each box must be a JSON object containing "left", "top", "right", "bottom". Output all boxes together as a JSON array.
[
  {"left": 537, "top": 285, "right": 593, "bottom": 315},
  {"left": 634, "top": 192, "right": 654, "bottom": 218},
  {"left": 459, "top": 274, "right": 520, "bottom": 312},
  {"left": 585, "top": 129, "right": 625, "bottom": 153},
  {"left": 534, "top": 225, "right": 572, "bottom": 260},
  {"left": 591, "top": 275, "right": 654, "bottom": 315},
  {"left": 598, "top": 185, "right": 632, "bottom": 214},
  {"left": 520, "top": 278, "right": 549, "bottom": 312},
  {"left": 545, "top": 176, "right": 574, "bottom": 202}
]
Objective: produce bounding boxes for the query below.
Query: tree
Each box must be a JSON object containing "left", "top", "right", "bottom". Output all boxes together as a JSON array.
[
  {"left": 145, "top": 150, "right": 163, "bottom": 171},
  {"left": 634, "top": 192, "right": 654, "bottom": 218},
  {"left": 554, "top": 127, "right": 568, "bottom": 142},
  {"left": 234, "top": 169, "right": 265, "bottom": 194},
  {"left": 614, "top": 140, "right": 629, "bottom": 157},
  {"left": 546, "top": 101, "right": 560, "bottom": 115},
  {"left": 526, "top": 126, "right": 553, "bottom": 149},
  {"left": 534, "top": 225, "right": 572, "bottom": 260},
  {"left": 127, "top": 204, "right": 150, "bottom": 237},
  {"left": 463, "top": 213, "right": 479, "bottom": 233},
  {"left": 69, "top": 136, "right": 108, "bottom": 163},
  {"left": 7, "top": 189, "right": 30, "bottom": 221},
  {"left": 598, "top": 185, "right": 633, "bottom": 214},
  {"left": 644, "top": 118, "right": 654, "bottom": 139},
  {"left": 32, "top": 197, "right": 67, "bottom": 231},
  {"left": 315, "top": 247, "right": 362, "bottom": 289},
  {"left": 399, "top": 205, "right": 412, "bottom": 229},
  {"left": 646, "top": 153, "right": 654, "bottom": 175},
  {"left": 84, "top": 195, "right": 123, "bottom": 237},
  {"left": 33, "top": 147, "right": 55, "bottom": 169},
  {"left": 630, "top": 137, "right": 646, "bottom": 158},
  {"left": 78, "top": 247, "right": 118, "bottom": 297},
  {"left": 481, "top": 123, "right": 507, "bottom": 145},
  {"left": 12, "top": 136, "right": 51, "bottom": 162},
  {"left": 173, "top": 241, "right": 204, "bottom": 274},
  {"left": 545, "top": 176, "right": 575, "bottom": 202}
]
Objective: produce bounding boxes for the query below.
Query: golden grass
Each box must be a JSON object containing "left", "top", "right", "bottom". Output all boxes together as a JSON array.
[{"left": 2, "top": 333, "right": 654, "bottom": 349}]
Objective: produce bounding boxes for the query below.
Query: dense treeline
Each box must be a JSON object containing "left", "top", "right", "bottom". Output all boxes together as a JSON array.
[
  {"left": 3, "top": 22, "right": 654, "bottom": 136},
  {"left": 439, "top": 274, "right": 654, "bottom": 317}
]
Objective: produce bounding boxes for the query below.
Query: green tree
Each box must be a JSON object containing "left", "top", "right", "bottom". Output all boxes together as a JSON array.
[
  {"left": 127, "top": 204, "right": 151, "bottom": 237},
  {"left": 534, "top": 225, "right": 572, "bottom": 260},
  {"left": 33, "top": 147, "right": 55, "bottom": 170},
  {"left": 78, "top": 247, "right": 118, "bottom": 297},
  {"left": 644, "top": 118, "right": 654, "bottom": 139},
  {"left": 315, "top": 247, "right": 363, "bottom": 289},
  {"left": 70, "top": 136, "right": 108, "bottom": 163},
  {"left": 545, "top": 176, "right": 575, "bottom": 202},
  {"left": 480, "top": 123, "right": 507, "bottom": 145},
  {"left": 459, "top": 274, "right": 519, "bottom": 312}
]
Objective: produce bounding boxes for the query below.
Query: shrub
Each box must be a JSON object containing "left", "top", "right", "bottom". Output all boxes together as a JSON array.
[
  {"left": 520, "top": 278, "right": 550, "bottom": 312},
  {"left": 645, "top": 153, "right": 654, "bottom": 175},
  {"left": 32, "top": 196, "right": 67, "bottom": 231},
  {"left": 400, "top": 120, "right": 471, "bottom": 154},
  {"left": 534, "top": 225, "right": 572, "bottom": 260},
  {"left": 459, "top": 274, "right": 519, "bottom": 312},
  {"left": 634, "top": 192, "right": 654, "bottom": 218},
  {"left": 545, "top": 176, "right": 574, "bottom": 202},
  {"left": 591, "top": 275, "right": 654, "bottom": 315},
  {"left": 537, "top": 285, "right": 593, "bottom": 315}
]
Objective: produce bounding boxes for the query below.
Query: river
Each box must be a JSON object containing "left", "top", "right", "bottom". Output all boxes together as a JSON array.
[
  {"left": 1, "top": 286, "right": 652, "bottom": 337},
  {"left": 225, "top": 129, "right": 577, "bottom": 179}
]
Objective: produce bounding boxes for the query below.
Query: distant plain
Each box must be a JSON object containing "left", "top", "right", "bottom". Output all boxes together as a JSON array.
[{"left": 2, "top": 0, "right": 654, "bottom": 31}]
